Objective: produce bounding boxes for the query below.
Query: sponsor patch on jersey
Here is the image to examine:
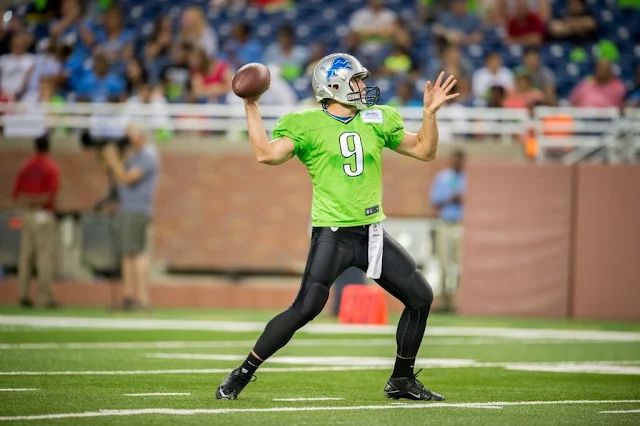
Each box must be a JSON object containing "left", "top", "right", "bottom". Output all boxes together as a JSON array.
[
  {"left": 365, "top": 205, "right": 380, "bottom": 216},
  {"left": 361, "top": 109, "right": 383, "bottom": 124}
]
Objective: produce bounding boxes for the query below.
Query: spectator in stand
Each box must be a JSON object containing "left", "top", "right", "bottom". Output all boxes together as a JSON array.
[
  {"left": 23, "top": 75, "right": 59, "bottom": 104},
  {"left": 189, "top": 47, "right": 232, "bottom": 104},
  {"left": 450, "top": 79, "right": 475, "bottom": 107},
  {"left": 97, "top": 5, "right": 134, "bottom": 74},
  {"left": 569, "top": 59, "right": 627, "bottom": 108},
  {"left": 161, "top": 42, "right": 193, "bottom": 103},
  {"left": 387, "top": 80, "right": 422, "bottom": 107},
  {"left": 487, "top": 85, "right": 507, "bottom": 107},
  {"left": 12, "top": 134, "right": 61, "bottom": 309},
  {"left": 625, "top": 66, "right": 640, "bottom": 107},
  {"left": 0, "top": 5, "right": 32, "bottom": 56},
  {"left": 75, "top": 51, "right": 125, "bottom": 102},
  {"left": 262, "top": 25, "right": 308, "bottom": 82},
  {"left": 178, "top": 7, "right": 218, "bottom": 58},
  {"left": 548, "top": 0, "right": 597, "bottom": 44},
  {"left": 61, "top": 44, "right": 92, "bottom": 94},
  {"left": 416, "top": 0, "right": 449, "bottom": 24},
  {"left": 497, "top": 0, "right": 550, "bottom": 22},
  {"left": 472, "top": 51, "right": 514, "bottom": 102},
  {"left": 125, "top": 57, "right": 148, "bottom": 97},
  {"left": 515, "top": 48, "right": 557, "bottom": 105},
  {"left": 123, "top": 83, "right": 171, "bottom": 135},
  {"left": 252, "top": 0, "right": 291, "bottom": 11},
  {"left": 502, "top": 69, "right": 545, "bottom": 108},
  {"left": 506, "top": 0, "right": 545, "bottom": 46},
  {"left": 425, "top": 43, "right": 474, "bottom": 83},
  {"left": 222, "top": 22, "right": 262, "bottom": 70},
  {"left": 304, "top": 41, "right": 327, "bottom": 76},
  {"left": 144, "top": 16, "right": 174, "bottom": 84},
  {"left": 49, "top": 0, "right": 97, "bottom": 61},
  {"left": 0, "top": 31, "right": 34, "bottom": 99},
  {"left": 382, "top": 44, "right": 417, "bottom": 77},
  {"left": 23, "top": 42, "right": 64, "bottom": 101},
  {"left": 348, "top": 0, "right": 397, "bottom": 66},
  {"left": 396, "top": 17, "right": 414, "bottom": 46},
  {"left": 432, "top": 0, "right": 483, "bottom": 46}
]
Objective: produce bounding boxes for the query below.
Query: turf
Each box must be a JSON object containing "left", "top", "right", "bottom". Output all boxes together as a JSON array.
[{"left": 0, "top": 306, "right": 639, "bottom": 425}]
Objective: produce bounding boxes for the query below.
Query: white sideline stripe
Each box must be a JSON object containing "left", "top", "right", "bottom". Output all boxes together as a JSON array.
[
  {"left": 0, "top": 366, "right": 389, "bottom": 376},
  {"left": 600, "top": 409, "right": 640, "bottom": 414},
  {"left": 144, "top": 354, "right": 640, "bottom": 375},
  {"left": 273, "top": 398, "right": 344, "bottom": 402},
  {"left": 0, "top": 338, "right": 520, "bottom": 350},
  {"left": 3, "top": 337, "right": 584, "bottom": 350},
  {"left": 504, "top": 364, "right": 640, "bottom": 375},
  {"left": 0, "top": 400, "right": 638, "bottom": 421},
  {"left": 0, "top": 388, "right": 38, "bottom": 392},
  {"left": 1, "top": 316, "right": 639, "bottom": 342},
  {"left": 123, "top": 393, "right": 190, "bottom": 397}
]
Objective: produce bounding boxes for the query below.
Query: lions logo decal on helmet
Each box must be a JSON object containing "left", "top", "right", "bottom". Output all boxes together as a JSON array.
[{"left": 325, "top": 57, "right": 353, "bottom": 81}]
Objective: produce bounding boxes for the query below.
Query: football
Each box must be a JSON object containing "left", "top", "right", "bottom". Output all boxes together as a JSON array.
[{"left": 232, "top": 63, "right": 271, "bottom": 100}]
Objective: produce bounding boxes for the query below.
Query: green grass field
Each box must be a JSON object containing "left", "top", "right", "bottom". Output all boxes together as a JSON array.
[{"left": 0, "top": 306, "right": 639, "bottom": 425}]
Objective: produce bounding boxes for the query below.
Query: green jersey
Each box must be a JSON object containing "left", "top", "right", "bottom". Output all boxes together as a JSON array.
[{"left": 272, "top": 105, "right": 405, "bottom": 227}]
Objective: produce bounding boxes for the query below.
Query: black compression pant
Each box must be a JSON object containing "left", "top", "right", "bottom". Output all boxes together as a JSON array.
[{"left": 253, "top": 225, "right": 434, "bottom": 360}]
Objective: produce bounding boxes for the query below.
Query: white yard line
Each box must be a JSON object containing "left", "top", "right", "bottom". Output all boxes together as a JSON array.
[
  {"left": 0, "top": 388, "right": 38, "bottom": 392},
  {"left": 0, "top": 316, "right": 638, "bottom": 342},
  {"left": 144, "top": 354, "right": 640, "bottom": 375},
  {"left": 273, "top": 398, "right": 345, "bottom": 402},
  {"left": 146, "top": 353, "right": 478, "bottom": 367},
  {"left": 0, "top": 400, "right": 638, "bottom": 421},
  {"left": 600, "top": 409, "right": 640, "bottom": 414},
  {"left": 123, "top": 393, "right": 190, "bottom": 397}
]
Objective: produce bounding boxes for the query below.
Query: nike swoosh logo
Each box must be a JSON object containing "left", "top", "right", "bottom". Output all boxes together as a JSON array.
[
  {"left": 218, "top": 389, "right": 228, "bottom": 398},
  {"left": 408, "top": 392, "right": 421, "bottom": 399}
]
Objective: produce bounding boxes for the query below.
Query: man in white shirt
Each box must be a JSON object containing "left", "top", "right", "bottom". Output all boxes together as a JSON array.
[
  {"left": 0, "top": 32, "right": 34, "bottom": 98},
  {"left": 349, "top": 0, "right": 397, "bottom": 60},
  {"left": 471, "top": 51, "right": 515, "bottom": 102}
]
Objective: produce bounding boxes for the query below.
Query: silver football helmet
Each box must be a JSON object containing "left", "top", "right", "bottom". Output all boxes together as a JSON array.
[{"left": 311, "top": 53, "right": 380, "bottom": 110}]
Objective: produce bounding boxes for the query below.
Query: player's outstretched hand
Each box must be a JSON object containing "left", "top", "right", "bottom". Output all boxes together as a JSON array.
[{"left": 423, "top": 72, "right": 459, "bottom": 114}]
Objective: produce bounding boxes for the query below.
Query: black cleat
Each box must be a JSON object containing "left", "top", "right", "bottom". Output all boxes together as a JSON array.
[
  {"left": 215, "top": 368, "right": 256, "bottom": 400},
  {"left": 384, "top": 369, "right": 445, "bottom": 401}
]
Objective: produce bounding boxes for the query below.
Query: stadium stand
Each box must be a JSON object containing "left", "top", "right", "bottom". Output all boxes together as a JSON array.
[
  {"left": 0, "top": 0, "right": 638, "bottom": 162},
  {"left": 4, "top": 0, "right": 639, "bottom": 103}
]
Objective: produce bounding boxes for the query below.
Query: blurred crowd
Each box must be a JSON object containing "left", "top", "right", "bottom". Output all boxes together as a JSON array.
[{"left": 1, "top": 0, "right": 639, "bottom": 111}]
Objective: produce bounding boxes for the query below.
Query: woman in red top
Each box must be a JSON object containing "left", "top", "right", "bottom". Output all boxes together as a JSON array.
[{"left": 189, "top": 48, "right": 232, "bottom": 103}]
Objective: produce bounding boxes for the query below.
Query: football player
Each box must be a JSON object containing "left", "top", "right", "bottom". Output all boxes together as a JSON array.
[{"left": 216, "top": 53, "right": 458, "bottom": 401}]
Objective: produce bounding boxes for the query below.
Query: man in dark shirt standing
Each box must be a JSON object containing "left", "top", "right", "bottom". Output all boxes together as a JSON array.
[{"left": 12, "top": 135, "right": 60, "bottom": 308}]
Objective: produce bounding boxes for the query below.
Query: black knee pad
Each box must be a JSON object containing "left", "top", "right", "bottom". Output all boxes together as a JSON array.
[
  {"left": 292, "top": 282, "right": 330, "bottom": 323},
  {"left": 405, "top": 270, "right": 434, "bottom": 311}
]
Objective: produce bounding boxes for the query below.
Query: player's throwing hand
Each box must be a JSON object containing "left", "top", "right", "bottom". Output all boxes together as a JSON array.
[{"left": 423, "top": 72, "right": 459, "bottom": 114}]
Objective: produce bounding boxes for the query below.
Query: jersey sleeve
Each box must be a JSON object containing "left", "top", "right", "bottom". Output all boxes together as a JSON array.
[
  {"left": 380, "top": 105, "right": 405, "bottom": 150},
  {"left": 272, "top": 112, "right": 308, "bottom": 158}
]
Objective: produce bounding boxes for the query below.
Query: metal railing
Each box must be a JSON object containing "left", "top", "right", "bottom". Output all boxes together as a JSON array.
[{"left": 0, "top": 102, "right": 637, "bottom": 163}]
